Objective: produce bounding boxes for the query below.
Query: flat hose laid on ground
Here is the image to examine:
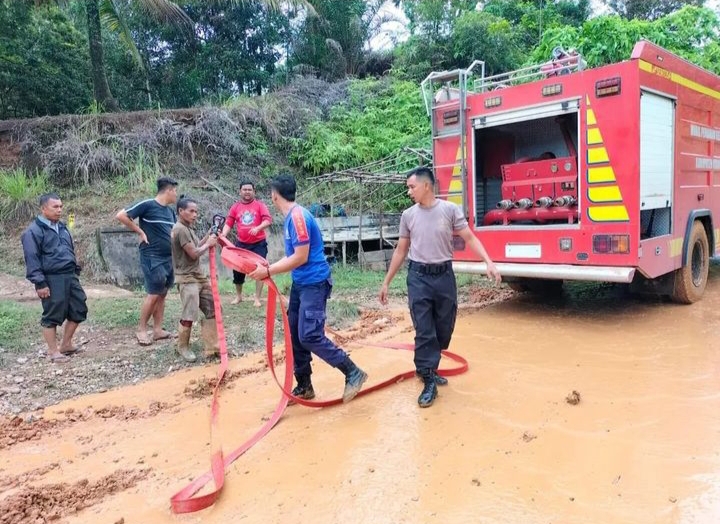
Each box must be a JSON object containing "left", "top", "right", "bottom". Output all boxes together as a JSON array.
[{"left": 169, "top": 238, "right": 469, "bottom": 514}]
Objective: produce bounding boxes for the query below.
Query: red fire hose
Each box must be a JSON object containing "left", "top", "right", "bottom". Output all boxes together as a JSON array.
[{"left": 169, "top": 238, "right": 469, "bottom": 514}]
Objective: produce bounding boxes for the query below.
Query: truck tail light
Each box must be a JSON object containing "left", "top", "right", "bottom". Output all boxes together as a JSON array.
[
  {"left": 592, "top": 234, "right": 630, "bottom": 254},
  {"left": 596, "top": 77, "right": 621, "bottom": 97}
]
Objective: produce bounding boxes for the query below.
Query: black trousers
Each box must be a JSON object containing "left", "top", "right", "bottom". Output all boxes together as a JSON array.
[{"left": 406, "top": 261, "right": 457, "bottom": 372}]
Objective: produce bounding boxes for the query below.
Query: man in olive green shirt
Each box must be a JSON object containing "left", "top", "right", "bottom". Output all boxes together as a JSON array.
[{"left": 170, "top": 196, "right": 218, "bottom": 362}]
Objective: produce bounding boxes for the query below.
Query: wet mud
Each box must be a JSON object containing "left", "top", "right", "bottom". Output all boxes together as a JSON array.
[{"left": 2, "top": 280, "right": 720, "bottom": 523}]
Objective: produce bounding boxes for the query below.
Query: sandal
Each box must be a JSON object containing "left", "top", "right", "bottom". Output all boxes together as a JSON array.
[
  {"left": 60, "top": 346, "right": 85, "bottom": 355},
  {"left": 49, "top": 353, "right": 71, "bottom": 363},
  {"left": 136, "top": 332, "right": 153, "bottom": 346},
  {"left": 153, "top": 330, "right": 176, "bottom": 341}
]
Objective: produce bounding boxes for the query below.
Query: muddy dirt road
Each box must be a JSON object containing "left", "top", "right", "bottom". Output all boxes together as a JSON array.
[{"left": 3, "top": 280, "right": 720, "bottom": 524}]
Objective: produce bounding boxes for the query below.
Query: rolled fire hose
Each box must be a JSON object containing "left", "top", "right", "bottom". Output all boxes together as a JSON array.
[{"left": 169, "top": 237, "right": 469, "bottom": 514}]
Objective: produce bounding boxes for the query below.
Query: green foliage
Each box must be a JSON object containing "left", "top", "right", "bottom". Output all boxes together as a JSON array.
[
  {"left": 0, "top": 169, "right": 49, "bottom": 224},
  {"left": 392, "top": 34, "right": 453, "bottom": 81},
  {"left": 112, "top": 146, "right": 163, "bottom": 196},
  {"left": 451, "top": 11, "right": 524, "bottom": 76},
  {"left": 530, "top": 6, "right": 720, "bottom": 73},
  {"left": 399, "top": 0, "right": 477, "bottom": 38},
  {"left": 606, "top": 0, "right": 706, "bottom": 21},
  {"left": 292, "top": 0, "right": 368, "bottom": 79},
  {"left": 79, "top": 100, "right": 106, "bottom": 115},
  {"left": 291, "top": 78, "right": 430, "bottom": 175},
  {"left": 0, "top": 2, "right": 92, "bottom": 118}
]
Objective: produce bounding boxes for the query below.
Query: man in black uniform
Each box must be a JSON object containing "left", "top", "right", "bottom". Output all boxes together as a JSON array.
[
  {"left": 21, "top": 193, "right": 88, "bottom": 363},
  {"left": 379, "top": 167, "right": 501, "bottom": 407}
]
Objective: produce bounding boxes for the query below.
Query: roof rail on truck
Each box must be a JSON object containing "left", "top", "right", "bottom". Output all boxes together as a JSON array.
[
  {"left": 478, "top": 53, "right": 585, "bottom": 92},
  {"left": 420, "top": 60, "right": 485, "bottom": 214}
]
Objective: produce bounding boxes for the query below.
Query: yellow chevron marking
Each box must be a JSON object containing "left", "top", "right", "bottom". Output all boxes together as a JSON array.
[
  {"left": 448, "top": 173, "right": 463, "bottom": 204},
  {"left": 588, "top": 166, "right": 616, "bottom": 183},
  {"left": 588, "top": 185, "right": 623, "bottom": 203},
  {"left": 587, "top": 127, "right": 603, "bottom": 145},
  {"left": 668, "top": 237, "right": 684, "bottom": 257},
  {"left": 588, "top": 147, "right": 609, "bottom": 164},
  {"left": 587, "top": 109, "right": 597, "bottom": 126},
  {"left": 451, "top": 146, "right": 463, "bottom": 176},
  {"left": 586, "top": 95, "right": 591, "bottom": 105},
  {"left": 588, "top": 205, "right": 629, "bottom": 222},
  {"left": 639, "top": 60, "right": 720, "bottom": 100}
]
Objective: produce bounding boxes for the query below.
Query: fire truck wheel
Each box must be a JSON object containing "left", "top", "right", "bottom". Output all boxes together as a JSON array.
[
  {"left": 507, "top": 278, "right": 563, "bottom": 296},
  {"left": 672, "top": 221, "right": 709, "bottom": 304}
]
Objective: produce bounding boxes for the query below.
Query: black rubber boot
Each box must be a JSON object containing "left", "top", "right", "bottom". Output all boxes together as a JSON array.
[
  {"left": 291, "top": 374, "right": 315, "bottom": 401},
  {"left": 336, "top": 357, "right": 368, "bottom": 403},
  {"left": 417, "top": 369, "right": 438, "bottom": 408},
  {"left": 416, "top": 370, "right": 448, "bottom": 386},
  {"left": 434, "top": 372, "right": 448, "bottom": 386}
]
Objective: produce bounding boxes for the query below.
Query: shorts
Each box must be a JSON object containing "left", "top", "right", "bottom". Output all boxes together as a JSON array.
[
  {"left": 140, "top": 255, "right": 174, "bottom": 295},
  {"left": 178, "top": 282, "right": 216, "bottom": 321},
  {"left": 233, "top": 240, "right": 268, "bottom": 285},
  {"left": 41, "top": 273, "right": 88, "bottom": 328}
]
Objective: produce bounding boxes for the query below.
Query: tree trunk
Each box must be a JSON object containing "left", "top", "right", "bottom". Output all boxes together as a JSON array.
[{"left": 85, "top": 0, "right": 119, "bottom": 112}]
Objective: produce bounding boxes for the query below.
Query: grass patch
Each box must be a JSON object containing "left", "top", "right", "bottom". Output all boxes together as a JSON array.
[
  {"left": 88, "top": 297, "right": 143, "bottom": 329},
  {"left": 89, "top": 296, "right": 183, "bottom": 330},
  {"left": 0, "top": 168, "right": 49, "bottom": 225},
  {"left": 327, "top": 299, "right": 360, "bottom": 328},
  {"left": 0, "top": 301, "right": 40, "bottom": 353}
]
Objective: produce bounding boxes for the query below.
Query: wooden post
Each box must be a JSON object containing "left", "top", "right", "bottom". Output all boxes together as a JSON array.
[
  {"left": 330, "top": 182, "right": 335, "bottom": 262},
  {"left": 357, "top": 181, "right": 364, "bottom": 270}
]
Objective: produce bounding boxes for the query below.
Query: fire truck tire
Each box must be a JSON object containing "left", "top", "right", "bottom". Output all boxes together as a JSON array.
[
  {"left": 672, "top": 221, "right": 709, "bottom": 304},
  {"left": 507, "top": 278, "right": 563, "bottom": 295}
]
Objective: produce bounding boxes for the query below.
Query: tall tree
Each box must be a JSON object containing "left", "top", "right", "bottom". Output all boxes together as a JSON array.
[
  {"left": 606, "top": 0, "right": 705, "bottom": 20},
  {"left": 293, "top": 0, "right": 396, "bottom": 79},
  {"left": 396, "top": 0, "right": 477, "bottom": 38},
  {"left": 0, "top": 1, "right": 91, "bottom": 118},
  {"left": 40, "top": 0, "right": 313, "bottom": 112}
]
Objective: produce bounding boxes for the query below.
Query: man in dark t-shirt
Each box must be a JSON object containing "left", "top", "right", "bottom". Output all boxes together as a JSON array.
[{"left": 116, "top": 177, "right": 178, "bottom": 346}]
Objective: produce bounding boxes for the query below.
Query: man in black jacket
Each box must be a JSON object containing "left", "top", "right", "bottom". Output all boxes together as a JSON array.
[{"left": 21, "top": 193, "right": 88, "bottom": 363}]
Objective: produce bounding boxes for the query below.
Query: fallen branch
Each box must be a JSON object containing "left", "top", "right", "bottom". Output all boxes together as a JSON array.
[{"left": 200, "top": 176, "right": 235, "bottom": 200}]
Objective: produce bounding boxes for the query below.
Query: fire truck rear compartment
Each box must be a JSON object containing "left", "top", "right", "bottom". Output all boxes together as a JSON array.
[{"left": 473, "top": 112, "right": 579, "bottom": 228}]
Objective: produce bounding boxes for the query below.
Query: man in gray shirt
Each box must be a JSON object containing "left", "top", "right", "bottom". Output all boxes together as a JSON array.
[{"left": 379, "top": 166, "right": 501, "bottom": 408}]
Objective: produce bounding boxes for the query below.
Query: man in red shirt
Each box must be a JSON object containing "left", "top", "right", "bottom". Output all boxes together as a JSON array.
[{"left": 221, "top": 180, "right": 272, "bottom": 307}]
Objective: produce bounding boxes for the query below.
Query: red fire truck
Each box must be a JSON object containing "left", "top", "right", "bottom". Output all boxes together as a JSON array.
[{"left": 422, "top": 40, "right": 720, "bottom": 303}]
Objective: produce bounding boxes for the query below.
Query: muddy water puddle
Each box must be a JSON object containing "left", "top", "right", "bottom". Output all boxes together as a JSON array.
[{"left": 3, "top": 280, "right": 720, "bottom": 524}]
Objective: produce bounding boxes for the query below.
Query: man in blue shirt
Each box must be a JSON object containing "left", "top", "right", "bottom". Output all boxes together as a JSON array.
[
  {"left": 21, "top": 193, "right": 88, "bottom": 363},
  {"left": 248, "top": 174, "right": 367, "bottom": 403},
  {"left": 116, "top": 177, "right": 178, "bottom": 346}
]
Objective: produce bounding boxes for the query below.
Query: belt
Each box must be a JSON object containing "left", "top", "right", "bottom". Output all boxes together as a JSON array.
[{"left": 408, "top": 260, "right": 452, "bottom": 275}]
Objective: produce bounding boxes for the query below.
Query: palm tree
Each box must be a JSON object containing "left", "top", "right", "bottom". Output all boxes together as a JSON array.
[{"left": 40, "top": 0, "right": 314, "bottom": 112}]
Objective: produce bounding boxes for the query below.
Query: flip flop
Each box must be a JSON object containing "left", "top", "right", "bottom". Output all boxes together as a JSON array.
[
  {"left": 136, "top": 333, "right": 153, "bottom": 346},
  {"left": 153, "top": 330, "right": 176, "bottom": 341},
  {"left": 49, "top": 353, "right": 71, "bottom": 363},
  {"left": 60, "top": 346, "right": 85, "bottom": 355}
]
